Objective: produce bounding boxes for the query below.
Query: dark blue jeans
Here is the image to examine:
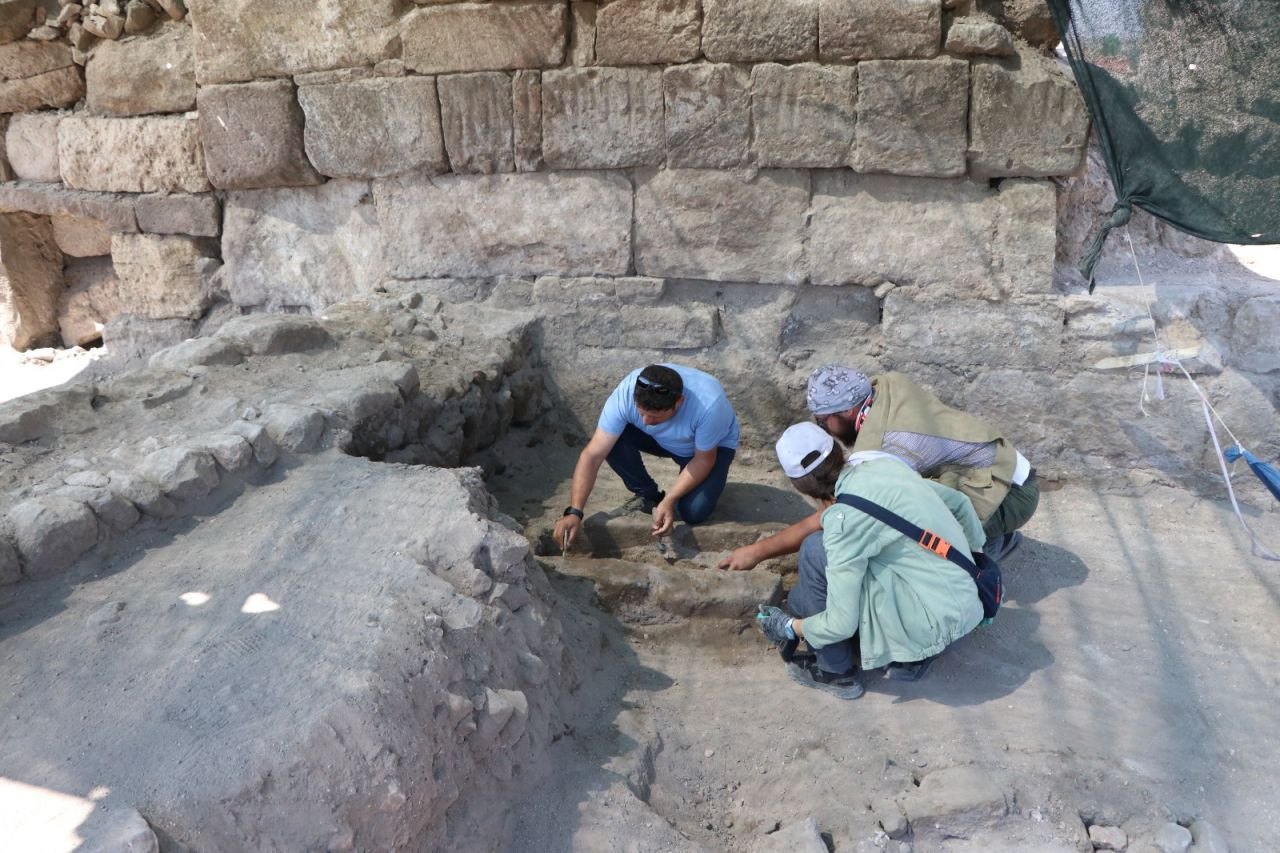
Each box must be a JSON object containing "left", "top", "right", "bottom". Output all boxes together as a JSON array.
[
  {"left": 604, "top": 424, "right": 735, "bottom": 525},
  {"left": 787, "top": 532, "right": 859, "bottom": 675}
]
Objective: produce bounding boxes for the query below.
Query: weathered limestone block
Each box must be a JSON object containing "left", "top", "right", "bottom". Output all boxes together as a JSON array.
[
  {"left": 855, "top": 58, "right": 967, "bottom": 177},
  {"left": 298, "top": 76, "right": 446, "bottom": 180},
  {"left": 616, "top": 305, "right": 719, "bottom": 349},
  {"left": 223, "top": 181, "right": 385, "bottom": 312},
  {"left": 568, "top": 1, "right": 595, "bottom": 65},
  {"left": 702, "top": 0, "right": 817, "bottom": 62},
  {"left": 819, "top": 0, "right": 940, "bottom": 60},
  {"left": 751, "top": 62, "right": 855, "bottom": 167},
  {"left": 402, "top": 2, "right": 567, "bottom": 74},
  {"left": 375, "top": 170, "right": 632, "bottom": 278},
  {"left": 635, "top": 168, "right": 809, "bottom": 284},
  {"left": 101, "top": 315, "right": 197, "bottom": 366},
  {"left": 969, "top": 50, "right": 1089, "bottom": 177},
  {"left": 139, "top": 446, "right": 220, "bottom": 500},
  {"left": 0, "top": 41, "right": 83, "bottom": 112},
  {"left": 809, "top": 172, "right": 1057, "bottom": 294},
  {"left": 541, "top": 67, "right": 663, "bottom": 169},
  {"left": 59, "top": 114, "right": 209, "bottom": 193},
  {"left": 111, "top": 232, "right": 217, "bottom": 319},
  {"left": 125, "top": 0, "right": 159, "bottom": 34},
  {"left": 995, "top": 0, "right": 1058, "bottom": 48},
  {"left": 107, "top": 471, "right": 176, "bottom": 517},
  {"left": 198, "top": 433, "right": 254, "bottom": 473},
  {"left": 134, "top": 193, "right": 220, "bottom": 237},
  {"left": 57, "top": 484, "right": 140, "bottom": 532},
  {"left": 263, "top": 403, "right": 324, "bottom": 452},
  {"left": 0, "top": 182, "right": 136, "bottom": 232},
  {"left": 58, "top": 256, "right": 121, "bottom": 346},
  {"left": 1232, "top": 296, "right": 1280, "bottom": 373},
  {"left": 944, "top": 17, "right": 1016, "bottom": 56},
  {"left": 992, "top": 178, "right": 1056, "bottom": 296},
  {"left": 198, "top": 80, "right": 320, "bottom": 190},
  {"left": 0, "top": 211, "right": 63, "bottom": 350},
  {"left": 148, "top": 336, "right": 244, "bottom": 370},
  {"left": 9, "top": 496, "right": 98, "bottom": 579},
  {"left": 438, "top": 72, "right": 515, "bottom": 174},
  {"left": 52, "top": 215, "right": 112, "bottom": 257},
  {"left": 885, "top": 290, "right": 1064, "bottom": 369},
  {"left": 86, "top": 22, "right": 195, "bottom": 115},
  {"left": 595, "top": 0, "right": 699, "bottom": 65},
  {"left": 187, "top": 0, "right": 399, "bottom": 84},
  {"left": 215, "top": 314, "right": 332, "bottom": 355},
  {"left": 512, "top": 70, "right": 542, "bottom": 171},
  {"left": 663, "top": 63, "right": 749, "bottom": 168},
  {"left": 0, "top": 0, "right": 35, "bottom": 45},
  {"left": 5, "top": 111, "right": 61, "bottom": 182},
  {"left": 224, "top": 420, "right": 279, "bottom": 466},
  {"left": 903, "top": 766, "right": 1009, "bottom": 843}
]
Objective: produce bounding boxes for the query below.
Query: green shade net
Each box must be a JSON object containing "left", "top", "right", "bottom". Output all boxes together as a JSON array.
[{"left": 1046, "top": 0, "right": 1280, "bottom": 288}]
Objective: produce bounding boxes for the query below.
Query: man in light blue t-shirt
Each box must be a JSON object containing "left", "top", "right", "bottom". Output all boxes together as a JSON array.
[{"left": 554, "top": 364, "right": 740, "bottom": 550}]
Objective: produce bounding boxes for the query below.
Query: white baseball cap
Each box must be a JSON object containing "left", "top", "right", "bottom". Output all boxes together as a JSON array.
[{"left": 775, "top": 422, "right": 835, "bottom": 478}]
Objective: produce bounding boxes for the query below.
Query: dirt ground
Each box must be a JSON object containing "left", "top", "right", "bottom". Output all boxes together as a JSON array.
[{"left": 492, "top": 432, "right": 1280, "bottom": 852}]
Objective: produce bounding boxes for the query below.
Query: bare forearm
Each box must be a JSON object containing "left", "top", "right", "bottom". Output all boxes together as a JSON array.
[
  {"left": 665, "top": 454, "right": 713, "bottom": 503},
  {"left": 569, "top": 452, "right": 604, "bottom": 509},
  {"left": 747, "top": 511, "right": 823, "bottom": 561}
]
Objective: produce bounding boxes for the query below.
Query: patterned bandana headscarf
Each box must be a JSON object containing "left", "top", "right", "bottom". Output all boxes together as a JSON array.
[{"left": 806, "top": 365, "right": 873, "bottom": 417}]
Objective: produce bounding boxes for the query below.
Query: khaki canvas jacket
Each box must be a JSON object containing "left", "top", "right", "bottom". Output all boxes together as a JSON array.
[{"left": 852, "top": 372, "right": 1019, "bottom": 521}]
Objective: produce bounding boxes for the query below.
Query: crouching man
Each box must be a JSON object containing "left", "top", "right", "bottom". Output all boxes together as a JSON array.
[
  {"left": 554, "top": 364, "right": 740, "bottom": 550},
  {"left": 756, "top": 423, "right": 985, "bottom": 699}
]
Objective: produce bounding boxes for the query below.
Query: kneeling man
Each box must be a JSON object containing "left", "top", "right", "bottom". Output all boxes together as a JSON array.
[
  {"left": 757, "top": 423, "right": 985, "bottom": 699},
  {"left": 555, "top": 364, "right": 739, "bottom": 549}
]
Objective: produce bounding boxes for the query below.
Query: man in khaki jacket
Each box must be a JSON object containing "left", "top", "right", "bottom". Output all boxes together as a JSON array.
[{"left": 719, "top": 365, "right": 1039, "bottom": 571}]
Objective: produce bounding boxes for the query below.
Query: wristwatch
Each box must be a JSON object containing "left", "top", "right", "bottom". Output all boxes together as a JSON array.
[{"left": 563, "top": 506, "right": 584, "bottom": 519}]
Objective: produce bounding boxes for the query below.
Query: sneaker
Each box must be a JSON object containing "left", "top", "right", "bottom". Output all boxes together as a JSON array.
[
  {"left": 982, "top": 531, "right": 1024, "bottom": 562},
  {"left": 785, "top": 659, "right": 865, "bottom": 699},
  {"left": 884, "top": 655, "right": 936, "bottom": 682},
  {"left": 615, "top": 491, "right": 665, "bottom": 515}
]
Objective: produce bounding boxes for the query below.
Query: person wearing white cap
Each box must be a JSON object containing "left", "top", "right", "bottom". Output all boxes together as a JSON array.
[
  {"left": 719, "top": 365, "right": 1038, "bottom": 571},
  {"left": 755, "top": 423, "right": 986, "bottom": 698}
]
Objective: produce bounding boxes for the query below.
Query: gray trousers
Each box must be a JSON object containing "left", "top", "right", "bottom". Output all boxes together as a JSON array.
[{"left": 787, "top": 532, "right": 859, "bottom": 676}]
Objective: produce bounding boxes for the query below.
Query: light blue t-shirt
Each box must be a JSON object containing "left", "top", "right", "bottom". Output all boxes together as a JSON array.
[{"left": 598, "top": 365, "right": 740, "bottom": 458}]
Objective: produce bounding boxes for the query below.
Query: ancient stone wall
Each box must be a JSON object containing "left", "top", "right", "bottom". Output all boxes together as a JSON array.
[{"left": 0, "top": 0, "right": 1275, "bottom": 487}]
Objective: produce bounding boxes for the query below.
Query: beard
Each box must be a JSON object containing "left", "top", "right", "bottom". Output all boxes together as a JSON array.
[{"left": 827, "top": 415, "right": 859, "bottom": 446}]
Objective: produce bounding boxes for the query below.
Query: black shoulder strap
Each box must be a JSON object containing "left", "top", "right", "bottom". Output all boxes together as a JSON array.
[{"left": 835, "top": 493, "right": 979, "bottom": 580}]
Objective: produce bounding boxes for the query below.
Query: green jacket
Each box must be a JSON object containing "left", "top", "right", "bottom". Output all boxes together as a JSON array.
[
  {"left": 853, "top": 372, "right": 1019, "bottom": 521},
  {"left": 801, "top": 456, "right": 985, "bottom": 670}
]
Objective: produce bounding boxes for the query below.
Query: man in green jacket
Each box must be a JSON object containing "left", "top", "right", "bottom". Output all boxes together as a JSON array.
[
  {"left": 719, "top": 365, "right": 1039, "bottom": 571},
  {"left": 757, "top": 423, "right": 986, "bottom": 699}
]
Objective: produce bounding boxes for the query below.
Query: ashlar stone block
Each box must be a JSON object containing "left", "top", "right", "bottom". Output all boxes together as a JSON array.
[
  {"left": 374, "top": 170, "right": 632, "bottom": 279},
  {"left": 855, "top": 58, "right": 967, "bottom": 177},
  {"left": 298, "top": 76, "right": 447, "bottom": 180},
  {"left": 134, "top": 193, "right": 221, "bottom": 237},
  {"left": 944, "top": 17, "right": 1016, "bottom": 57},
  {"left": 635, "top": 168, "right": 809, "bottom": 284},
  {"left": 751, "top": 62, "right": 855, "bottom": 168},
  {"left": 883, "top": 289, "right": 1064, "bottom": 370},
  {"left": 111, "top": 232, "right": 218, "bottom": 320},
  {"left": 86, "top": 21, "right": 195, "bottom": 116},
  {"left": 52, "top": 215, "right": 112, "bottom": 257},
  {"left": 187, "top": 0, "right": 400, "bottom": 84},
  {"left": 809, "top": 172, "right": 1058, "bottom": 297},
  {"left": 6, "top": 110, "right": 61, "bottom": 182},
  {"left": 439, "top": 72, "right": 515, "bottom": 174},
  {"left": 58, "top": 256, "right": 121, "bottom": 346},
  {"left": 59, "top": 114, "right": 210, "bottom": 193},
  {"left": 663, "top": 63, "right": 750, "bottom": 168},
  {"left": 702, "top": 0, "right": 817, "bottom": 63},
  {"left": 0, "top": 211, "right": 63, "bottom": 351},
  {"left": 819, "top": 0, "right": 941, "bottom": 60},
  {"left": 223, "top": 181, "right": 387, "bottom": 312},
  {"left": 542, "top": 66, "right": 663, "bottom": 169},
  {"left": 512, "top": 70, "right": 542, "bottom": 171},
  {"left": 0, "top": 41, "right": 82, "bottom": 113},
  {"left": 198, "top": 79, "right": 321, "bottom": 190},
  {"left": 595, "top": 0, "right": 699, "bottom": 65},
  {"left": 969, "top": 50, "right": 1089, "bottom": 177},
  {"left": 402, "top": 2, "right": 567, "bottom": 75}
]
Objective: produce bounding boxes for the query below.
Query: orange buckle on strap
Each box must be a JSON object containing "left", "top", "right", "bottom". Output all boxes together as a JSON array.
[{"left": 918, "top": 530, "right": 952, "bottom": 559}]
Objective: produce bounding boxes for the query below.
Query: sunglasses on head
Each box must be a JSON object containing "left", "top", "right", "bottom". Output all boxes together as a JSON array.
[{"left": 636, "top": 375, "right": 670, "bottom": 394}]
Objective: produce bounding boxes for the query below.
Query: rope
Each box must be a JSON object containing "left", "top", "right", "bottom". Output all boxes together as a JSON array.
[{"left": 1121, "top": 226, "right": 1278, "bottom": 561}]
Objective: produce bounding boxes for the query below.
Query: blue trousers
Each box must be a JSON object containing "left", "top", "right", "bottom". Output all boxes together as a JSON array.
[
  {"left": 604, "top": 424, "right": 735, "bottom": 525},
  {"left": 787, "top": 532, "right": 859, "bottom": 675}
]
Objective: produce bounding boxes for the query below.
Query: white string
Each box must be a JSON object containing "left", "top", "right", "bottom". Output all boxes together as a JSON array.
[{"left": 1120, "top": 225, "right": 1277, "bottom": 560}]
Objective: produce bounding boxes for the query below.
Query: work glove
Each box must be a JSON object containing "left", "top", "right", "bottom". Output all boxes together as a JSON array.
[{"left": 756, "top": 604, "right": 796, "bottom": 646}]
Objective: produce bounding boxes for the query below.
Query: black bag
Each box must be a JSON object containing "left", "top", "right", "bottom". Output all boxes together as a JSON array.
[{"left": 836, "top": 494, "right": 1003, "bottom": 621}]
